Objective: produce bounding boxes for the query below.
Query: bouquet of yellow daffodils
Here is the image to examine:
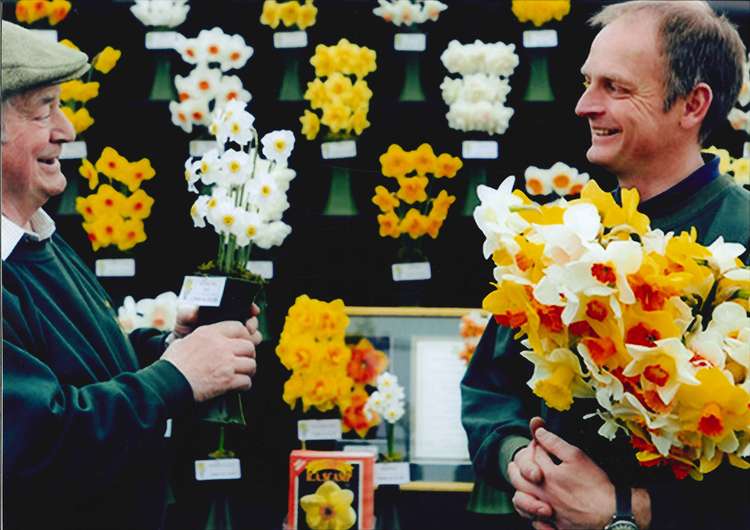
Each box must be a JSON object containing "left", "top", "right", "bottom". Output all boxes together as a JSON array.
[
  {"left": 511, "top": 0, "right": 570, "bottom": 27},
  {"left": 373, "top": 143, "right": 461, "bottom": 257},
  {"left": 15, "top": 0, "right": 71, "bottom": 26},
  {"left": 475, "top": 175, "right": 750, "bottom": 480},
  {"left": 58, "top": 39, "right": 122, "bottom": 135},
  {"left": 276, "top": 295, "right": 388, "bottom": 437},
  {"left": 75, "top": 147, "right": 155, "bottom": 252},
  {"left": 260, "top": 0, "right": 318, "bottom": 30},
  {"left": 299, "top": 39, "right": 377, "bottom": 141}
]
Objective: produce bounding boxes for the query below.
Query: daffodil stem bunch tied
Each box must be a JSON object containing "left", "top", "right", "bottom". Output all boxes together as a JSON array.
[
  {"left": 299, "top": 39, "right": 377, "bottom": 141},
  {"left": 15, "top": 0, "right": 71, "bottom": 26},
  {"left": 475, "top": 175, "right": 750, "bottom": 480},
  {"left": 75, "top": 147, "right": 156, "bottom": 252},
  {"left": 58, "top": 39, "right": 121, "bottom": 135},
  {"left": 260, "top": 0, "right": 318, "bottom": 31},
  {"left": 373, "top": 143, "right": 462, "bottom": 259},
  {"left": 185, "top": 100, "right": 296, "bottom": 277}
]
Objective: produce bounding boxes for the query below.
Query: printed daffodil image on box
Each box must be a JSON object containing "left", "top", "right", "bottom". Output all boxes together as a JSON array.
[{"left": 299, "top": 480, "right": 356, "bottom": 530}]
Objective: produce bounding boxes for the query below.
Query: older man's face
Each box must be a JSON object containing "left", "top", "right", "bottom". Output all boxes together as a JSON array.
[{"left": 2, "top": 85, "right": 75, "bottom": 216}]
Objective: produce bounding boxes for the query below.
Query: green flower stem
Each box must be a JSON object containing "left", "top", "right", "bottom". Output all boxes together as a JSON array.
[
  {"left": 218, "top": 425, "right": 226, "bottom": 454},
  {"left": 386, "top": 422, "right": 395, "bottom": 460}
]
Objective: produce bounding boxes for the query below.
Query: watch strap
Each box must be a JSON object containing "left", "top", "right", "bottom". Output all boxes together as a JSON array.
[{"left": 614, "top": 483, "right": 633, "bottom": 519}]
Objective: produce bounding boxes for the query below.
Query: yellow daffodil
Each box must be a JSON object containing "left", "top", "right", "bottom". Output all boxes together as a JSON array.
[
  {"left": 304, "top": 78, "right": 329, "bottom": 109},
  {"left": 732, "top": 157, "right": 749, "bottom": 185},
  {"left": 124, "top": 189, "right": 154, "bottom": 220},
  {"left": 412, "top": 143, "right": 437, "bottom": 176},
  {"left": 351, "top": 46, "right": 377, "bottom": 79},
  {"left": 396, "top": 175, "right": 428, "bottom": 204},
  {"left": 48, "top": 0, "right": 71, "bottom": 25},
  {"left": 61, "top": 106, "right": 94, "bottom": 134},
  {"left": 702, "top": 146, "right": 732, "bottom": 174},
  {"left": 96, "top": 147, "right": 129, "bottom": 182},
  {"left": 91, "top": 184, "right": 127, "bottom": 217},
  {"left": 399, "top": 208, "right": 428, "bottom": 239},
  {"left": 320, "top": 102, "right": 351, "bottom": 134},
  {"left": 282, "top": 372, "right": 304, "bottom": 407},
  {"left": 521, "top": 347, "right": 591, "bottom": 411},
  {"left": 299, "top": 109, "right": 320, "bottom": 140},
  {"left": 379, "top": 144, "right": 414, "bottom": 179},
  {"left": 299, "top": 481, "right": 357, "bottom": 530},
  {"left": 429, "top": 190, "right": 455, "bottom": 221},
  {"left": 93, "top": 46, "right": 122, "bottom": 74},
  {"left": 297, "top": 1, "right": 318, "bottom": 30},
  {"left": 324, "top": 72, "right": 353, "bottom": 101},
  {"left": 332, "top": 38, "right": 357, "bottom": 75},
  {"left": 310, "top": 44, "right": 335, "bottom": 78},
  {"left": 75, "top": 196, "right": 96, "bottom": 222},
  {"left": 123, "top": 158, "right": 156, "bottom": 192},
  {"left": 60, "top": 80, "right": 100, "bottom": 103},
  {"left": 377, "top": 211, "right": 400, "bottom": 238},
  {"left": 89, "top": 214, "right": 125, "bottom": 249},
  {"left": 279, "top": 0, "right": 300, "bottom": 27},
  {"left": 260, "top": 0, "right": 281, "bottom": 28},
  {"left": 581, "top": 180, "right": 650, "bottom": 236},
  {"left": 58, "top": 38, "right": 79, "bottom": 50},
  {"left": 511, "top": 0, "right": 571, "bottom": 27},
  {"left": 346, "top": 79, "right": 373, "bottom": 108},
  {"left": 425, "top": 213, "right": 444, "bottom": 239},
  {"left": 349, "top": 106, "right": 370, "bottom": 135},
  {"left": 82, "top": 221, "right": 104, "bottom": 251},
  {"left": 372, "top": 185, "right": 399, "bottom": 213},
  {"left": 433, "top": 152, "right": 463, "bottom": 178},
  {"left": 78, "top": 158, "right": 99, "bottom": 190},
  {"left": 16, "top": 0, "right": 49, "bottom": 24},
  {"left": 116, "top": 219, "right": 146, "bottom": 251}
]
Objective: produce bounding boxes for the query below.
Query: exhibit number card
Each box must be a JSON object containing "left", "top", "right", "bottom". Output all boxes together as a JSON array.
[
  {"left": 95, "top": 258, "right": 136, "bottom": 278},
  {"left": 461, "top": 140, "right": 499, "bottom": 160},
  {"left": 60, "top": 141, "right": 87, "bottom": 160},
  {"left": 523, "top": 29, "right": 559, "bottom": 48},
  {"left": 274, "top": 30, "right": 308, "bottom": 49},
  {"left": 194, "top": 459, "right": 242, "bottom": 481},
  {"left": 179, "top": 276, "right": 227, "bottom": 307},
  {"left": 145, "top": 31, "right": 182, "bottom": 50},
  {"left": 374, "top": 462, "right": 411, "bottom": 486},
  {"left": 391, "top": 262, "right": 431, "bottom": 282},
  {"left": 411, "top": 338, "right": 471, "bottom": 462},
  {"left": 297, "top": 419, "right": 342, "bottom": 441},
  {"left": 394, "top": 33, "right": 426, "bottom": 52},
  {"left": 321, "top": 140, "right": 357, "bottom": 160}
]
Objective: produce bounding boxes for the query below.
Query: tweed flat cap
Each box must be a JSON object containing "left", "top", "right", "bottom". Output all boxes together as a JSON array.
[{"left": 1, "top": 20, "right": 89, "bottom": 99}]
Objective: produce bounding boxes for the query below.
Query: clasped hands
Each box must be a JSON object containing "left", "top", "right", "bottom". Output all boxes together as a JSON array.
[{"left": 509, "top": 417, "right": 615, "bottom": 530}]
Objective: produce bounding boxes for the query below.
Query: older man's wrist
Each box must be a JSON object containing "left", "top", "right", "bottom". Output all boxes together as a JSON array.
[{"left": 498, "top": 435, "right": 531, "bottom": 485}]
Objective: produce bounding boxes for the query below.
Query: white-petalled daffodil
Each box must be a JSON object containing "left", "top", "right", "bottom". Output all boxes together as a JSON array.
[
  {"left": 220, "top": 33, "right": 254, "bottom": 72},
  {"left": 610, "top": 392, "right": 683, "bottom": 456},
  {"left": 547, "top": 162, "right": 581, "bottom": 197},
  {"left": 220, "top": 149, "right": 251, "bottom": 187},
  {"left": 197, "top": 148, "right": 224, "bottom": 185},
  {"left": 578, "top": 342, "right": 625, "bottom": 409},
  {"left": 530, "top": 202, "right": 601, "bottom": 265},
  {"left": 169, "top": 99, "right": 194, "bottom": 133},
  {"left": 233, "top": 210, "right": 263, "bottom": 247},
  {"left": 184, "top": 158, "right": 201, "bottom": 193},
  {"left": 728, "top": 107, "right": 750, "bottom": 134},
  {"left": 473, "top": 176, "right": 530, "bottom": 259},
  {"left": 176, "top": 36, "right": 205, "bottom": 65},
  {"left": 261, "top": 130, "right": 295, "bottom": 165},
  {"left": 524, "top": 166, "right": 552, "bottom": 196},
  {"left": 642, "top": 229, "right": 673, "bottom": 256},
  {"left": 707, "top": 236, "right": 746, "bottom": 274},
  {"left": 211, "top": 201, "right": 242, "bottom": 235},
  {"left": 216, "top": 74, "right": 252, "bottom": 106},
  {"left": 521, "top": 347, "right": 593, "bottom": 411},
  {"left": 117, "top": 296, "right": 142, "bottom": 333},
  {"left": 254, "top": 220, "right": 292, "bottom": 249},
  {"left": 214, "top": 101, "right": 255, "bottom": 146},
  {"left": 190, "top": 195, "right": 210, "bottom": 228},
  {"left": 136, "top": 291, "right": 179, "bottom": 331},
  {"left": 196, "top": 27, "right": 230, "bottom": 67},
  {"left": 131, "top": 0, "right": 190, "bottom": 28}
]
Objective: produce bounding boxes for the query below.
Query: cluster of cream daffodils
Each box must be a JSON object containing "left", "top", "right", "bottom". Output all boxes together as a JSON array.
[
  {"left": 475, "top": 175, "right": 750, "bottom": 480},
  {"left": 130, "top": 0, "right": 189, "bottom": 27},
  {"left": 372, "top": 0, "right": 447, "bottom": 26},
  {"left": 440, "top": 40, "right": 518, "bottom": 135},
  {"left": 117, "top": 291, "right": 179, "bottom": 333},
  {"left": 171, "top": 28, "right": 254, "bottom": 134},
  {"left": 728, "top": 53, "right": 750, "bottom": 136},
  {"left": 511, "top": 0, "right": 571, "bottom": 27},
  {"left": 524, "top": 162, "right": 590, "bottom": 197}
]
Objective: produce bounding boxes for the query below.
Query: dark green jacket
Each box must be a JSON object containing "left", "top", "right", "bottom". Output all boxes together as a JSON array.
[
  {"left": 3, "top": 233, "right": 194, "bottom": 530},
  {"left": 461, "top": 163, "right": 750, "bottom": 529}
]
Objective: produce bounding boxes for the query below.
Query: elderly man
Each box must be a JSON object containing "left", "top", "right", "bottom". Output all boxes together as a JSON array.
[
  {"left": 2, "top": 21, "right": 261, "bottom": 530},
  {"left": 462, "top": 2, "right": 749, "bottom": 530}
]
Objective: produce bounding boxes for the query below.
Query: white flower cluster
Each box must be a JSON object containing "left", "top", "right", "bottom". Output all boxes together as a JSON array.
[
  {"left": 365, "top": 372, "right": 406, "bottom": 424},
  {"left": 130, "top": 0, "right": 190, "bottom": 28},
  {"left": 117, "top": 291, "right": 179, "bottom": 333},
  {"left": 440, "top": 40, "right": 519, "bottom": 135},
  {"left": 170, "top": 27, "right": 254, "bottom": 134},
  {"left": 372, "top": 0, "right": 447, "bottom": 26},
  {"left": 524, "top": 162, "right": 589, "bottom": 197},
  {"left": 728, "top": 53, "right": 750, "bottom": 135},
  {"left": 185, "top": 100, "right": 296, "bottom": 250}
]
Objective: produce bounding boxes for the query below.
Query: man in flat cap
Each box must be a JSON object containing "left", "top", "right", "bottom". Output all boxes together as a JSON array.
[{"left": 2, "top": 21, "right": 262, "bottom": 530}]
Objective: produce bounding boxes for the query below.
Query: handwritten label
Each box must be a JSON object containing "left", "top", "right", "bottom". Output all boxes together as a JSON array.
[
  {"left": 461, "top": 140, "right": 499, "bottom": 160},
  {"left": 179, "top": 276, "right": 227, "bottom": 307},
  {"left": 145, "top": 31, "right": 182, "bottom": 50},
  {"left": 194, "top": 459, "right": 241, "bottom": 481},
  {"left": 523, "top": 29, "right": 558, "bottom": 48},
  {"left": 164, "top": 419, "right": 172, "bottom": 438},
  {"left": 273, "top": 30, "right": 308, "bottom": 49},
  {"left": 30, "top": 29, "right": 58, "bottom": 42},
  {"left": 95, "top": 258, "right": 136, "bottom": 278},
  {"left": 375, "top": 462, "right": 411, "bottom": 486},
  {"left": 343, "top": 445, "right": 379, "bottom": 456},
  {"left": 246, "top": 260, "right": 274, "bottom": 280},
  {"left": 321, "top": 140, "right": 357, "bottom": 160},
  {"left": 392, "top": 262, "right": 431, "bottom": 282},
  {"left": 394, "top": 33, "right": 426, "bottom": 52},
  {"left": 297, "top": 419, "right": 342, "bottom": 441},
  {"left": 189, "top": 140, "right": 219, "bottom": 157},
  {"left": 60, "top": 141, "right": 87, "bottom": 160}
]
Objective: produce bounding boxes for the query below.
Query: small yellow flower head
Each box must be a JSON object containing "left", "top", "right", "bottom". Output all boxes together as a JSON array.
[
  {"left": 300, "top": 481, "right": 357, "bottom": 530},
  {"left": 533, "top": 365, "right": 575, "bottom": 411},
  {"left": 16, "top": 0, "right": 49, "bottom": 24},
  {"left": 396, "top": 175, "right": 429, "bottom": 204},
  {"left": 425, "top": 214, "right": 444, "bottom": 239},
  {"left": 78, "top": 159, "right": 99, "bottom": 190},
  {"left": 377, "top": 211, "right": 401, "bottom": 238},
  {"left": 349, "top": 105, "right": 370, "bottom": 136},
  {"left": 279, "top": 0, "right": 300, "bottom": 27},
  {"left": 297, "top": 1, "right": 318, "bottom": 30},
  {"left": 399, "top": 208, "right": 429, "bottom": 239},
  {"left": 95, "top": 147, "right": 129, "bottom": 181},
  {"left": 732, "top": 157, "right": 749, "bottom": 185},
  {"left": 511, "top": 0, "right": 571, "bottom": 27},
  {"left": 412, "top": 143, "right": 437, "bottom": 176},
  {"left": 433, "top": 152, "right": 463, "bottom": 178},
  {"left": 299, "top": 109, "right": 320, "bottom": 140},
  {"left": 124, "top": 189, "right": 154, "bottom": 220},
  {"left": 93, "top": 46, "right": 122, "bottom": 74},
  {"left": 58, "top": 38, "right": 79, "bottom": 51},
  {"left": 702, "top": 146, "right": 733, "bottom": 174},
  {"left": 48, "top": 0, "right": 72, "bottom": 26},
  {"left": 260, "top": 0, "right": 281, "bottom": 28},
  {"left": 324, "top": 72, "right": 353, "bottom": 100},
  {"left": 372, "top": 185, "right": 400, "bottom": 213},
  {"left": 117, "top": 219, "right": 147, "bottom": 251},
  {"left": 90, "top": 214, "right": 125, "bottom": 249},
  {"left": 310, "top": 44, "right": 335, "bottom": 78},
  {"left": 430, "top": 189, "right": 456, "bottom": 221},
  {"left": 60, "top": 80, "right": 100, "bottom": 103},
  {"left": 379, "top": 144, "right": 414, "bottom": 179},
  {"left": 61, "top": 106, "right": 95, "bottom": 134},
  {"left": 124, "top": 158, "right": 156, "bottom": 192},
  {"left": 91, "top": 184, "right": 127, "bottom": 217},
  {"left": 320, "top": 102, "right": 351, "bottom": 134},
  {"left": 304, "top": 78, "right": 329, "bottom": 109},
  {"left": 75, "top": 196, "right": 96, "bottom": 222}
]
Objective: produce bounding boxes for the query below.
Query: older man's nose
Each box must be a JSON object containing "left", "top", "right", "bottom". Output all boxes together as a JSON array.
[{"left": 52, "top": 106, "right": 76, "bottom": 143}]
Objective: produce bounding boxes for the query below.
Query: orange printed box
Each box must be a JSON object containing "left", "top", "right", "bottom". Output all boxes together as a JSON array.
[{"left": 288, "top": 450, "right": 375, "bottom": 530}]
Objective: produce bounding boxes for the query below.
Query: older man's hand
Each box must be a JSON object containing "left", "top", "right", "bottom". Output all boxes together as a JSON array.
[{"left": 171, "top": 303, "right": 262, "bottom": 344}]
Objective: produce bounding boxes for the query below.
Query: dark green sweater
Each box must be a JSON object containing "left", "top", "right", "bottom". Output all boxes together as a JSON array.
[
  {"left": 3, "top": 232, "right": 194, "bottom": 530},
  {"left": 461, "top": 164, "right": 750, "bottom": 529}
]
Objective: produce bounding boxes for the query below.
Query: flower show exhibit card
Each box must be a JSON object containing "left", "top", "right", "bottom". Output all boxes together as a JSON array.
[
  {"left": 246, "top": 260, "right": 274, "bottom": 280},
  {"left": 179, "top": 276, "right": 227, "bottom": 307},
  {"left": 30, "top": 29, "right": 58, "bottom": 42},
  {"left": 394, "top": 33, "right": 426, "bottom": 52},
  {"left": 297, "top": 419, "right": 342, "bottom": 441},
  {"left": 95, "top": 258, "right": 136, "bottom": 278},
  {"left": 343, "top": 445, "right": 379, "bottom": 456},
  {"left": 410, "top": 338, "right": 471, "bottom": 462},
  {"left": 60, "top": 141, "right": 87, "bottom": 160},
  {"left": 194, "top": 458, "right": 242, "bottom": 481},
  {"left": 274, "top": 31, "right": 308, "bottom": 49},
  {"left": 189, "top": 140, "right": 219, "bottom": 157},
  {"left": 391, "top": 262, "right": 431, "bottom": 282},
  {"left": 375, "top": 462, "right": 411, "bottom": 486},
  {"left": 744, "top": 142, "right": 750, "bottom": 159},
  {"left": 321, "top": 140, "right": 357, "bottom": 159},
  {"left": 523, "top": 29, "right": 559, "bottom": 48},
  {"left": 145, "top": 31, "right": 183, "bottom": 50},
  {"left": 462, "top": 140, "right": 499, "bottom": 160}
]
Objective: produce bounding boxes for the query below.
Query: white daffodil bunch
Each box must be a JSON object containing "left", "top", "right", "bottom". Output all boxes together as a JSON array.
[
  {"left": 170, "top": 27, "right": 254, "bottom": 134},
  {"left": 524, "top": 162, "right": 590, "bottom": 197},
  {"left": 130, "top": 0, "right": 190, "bottom": 28},
  {"left": 372, "top": 0, "right": 447, "bottom": 26},
  {"left": 728, "top": 52, "right": 749, "bottom": 135},
  {"left": 365, "top": 372, "right": 406, "bottom": 424},
  {"left": 117, "top": 291, "right": 180, "bottom": 333},
  {"left": 440, "top": 40, "right": 519, "bottom": 135},
  {"left": 185, "top": 100, "right": 296, "bottom": 273}
]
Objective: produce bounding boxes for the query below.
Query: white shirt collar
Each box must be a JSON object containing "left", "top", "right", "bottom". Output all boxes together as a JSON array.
[{"left": 1, "top": 209, "right": 56, "bottom": 261}]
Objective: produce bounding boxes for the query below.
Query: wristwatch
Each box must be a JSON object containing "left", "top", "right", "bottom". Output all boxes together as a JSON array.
[{"left": 603, "top": 484, "right": 639, "bottom": 530}]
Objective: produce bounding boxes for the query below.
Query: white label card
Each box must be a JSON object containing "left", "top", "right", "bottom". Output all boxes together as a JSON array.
[
  {"left": 189, "top": 140, "right": 219, "bottom": 157},
  {"left": 194, "top": 459, "right": 241, "bottom": 481},
  {"left": 273, "top": 30, "right": 308, "bottom": 49},
  {"left": 246, "top": 260, "right": 274, "bottom": 280},
  {"left": 164, "top": 419, "right": 172, "bottom": 438},
  {"left": 743, "top": 142, "right": 750, "bottom": 159},
  {"left": 30, "top": 29, "right": 58, "bottom": 42},
  {"left": 321, "top": 141, "right": 357, "bottom": 160},
  {"left": 297, "top": 419, "right": 342, "bottom": 441},
  {"left": 392, "top": 262, "right": 431, "bottom": 282},
  {"left": 60, "top": 141, "right": 88, "bottom": 160},
  {"left": 145, "top": 31, "right": 183, "bottom": 50},
  {"left": 179, "top": 276, "right": 226, "bottom": 307},
  {"left": 375, "top": 462, "right": 411, "bottom": 486},
  {"left": 462, "top": 140, "right": 499, "bottom": 160},
  {"left": 394, "top": 33, "right": 426, "bottom": 52},
  {"left": 523, "top": 29, "right": 558, "bottom": 49},
  {"left": 343, "top": 445, "right": 379, "bottom": 456},
  {"left": 95, "top": 258, "right": 136, "bottom": 278}
]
